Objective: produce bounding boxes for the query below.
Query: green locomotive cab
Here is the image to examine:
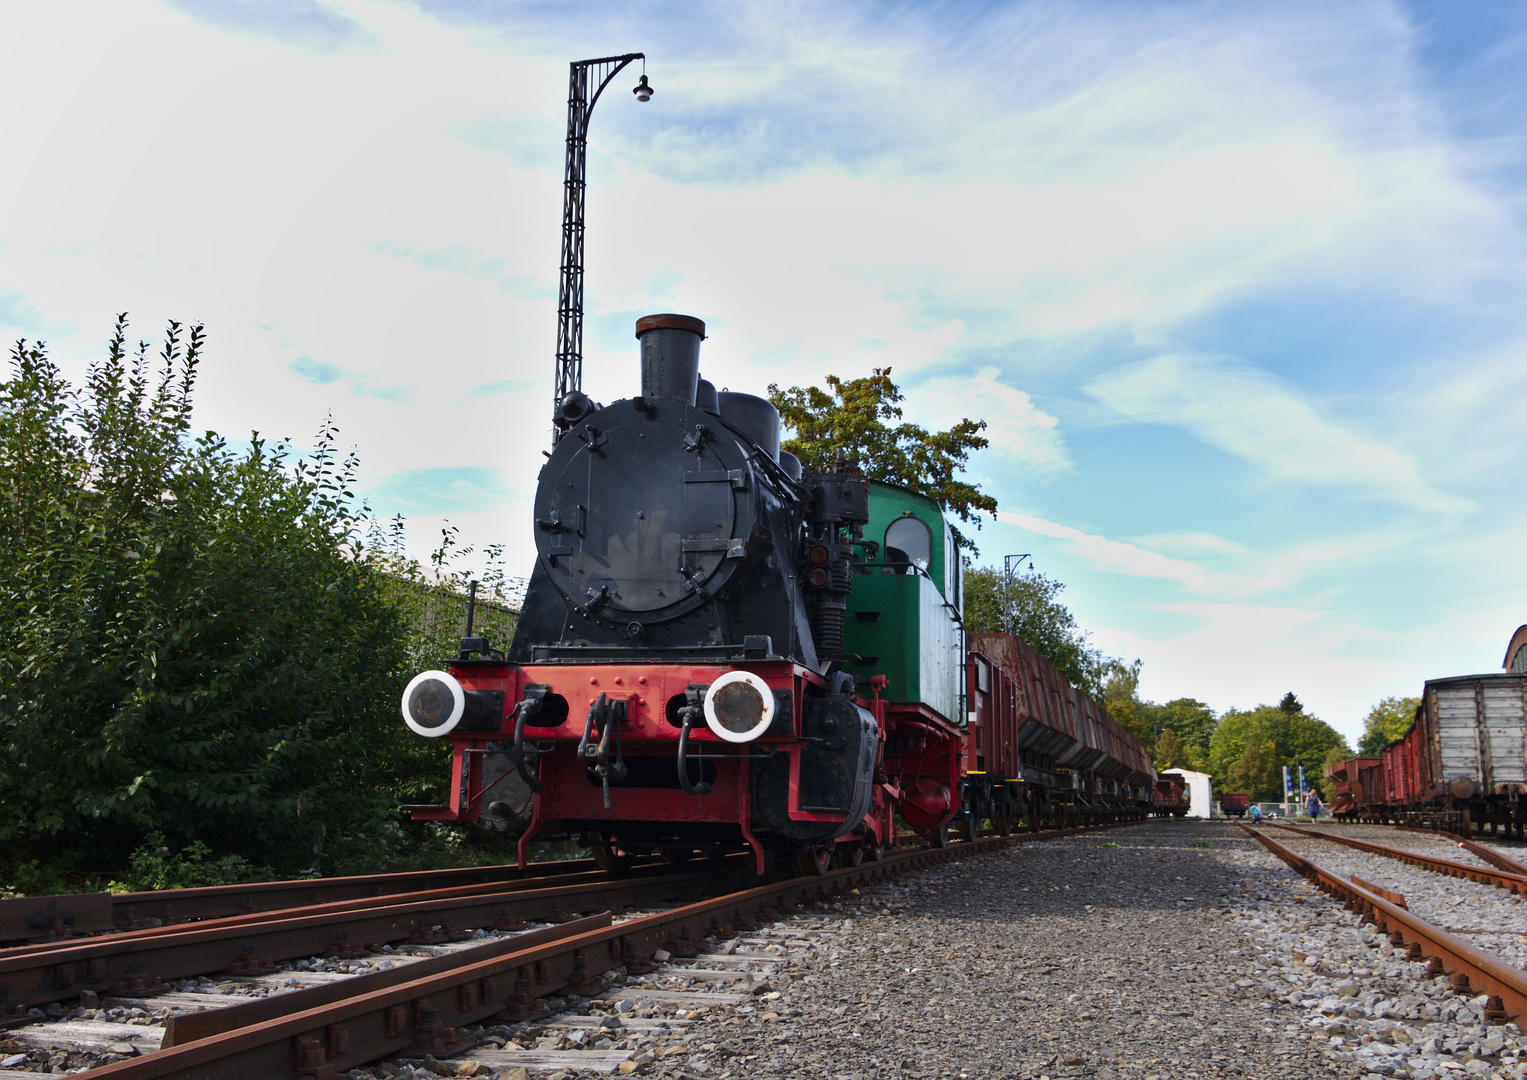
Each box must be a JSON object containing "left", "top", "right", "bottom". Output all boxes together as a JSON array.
[
  {"left": 840, "top": 482, "right": 964, "bottom": 724},
  {"left": 839, "top": 482, "right": 967, "bottom": 842}
]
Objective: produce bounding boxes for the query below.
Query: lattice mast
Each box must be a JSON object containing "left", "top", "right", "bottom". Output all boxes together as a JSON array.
[{"left": 553, "top": 53, "right": 648, "bottom": 443}]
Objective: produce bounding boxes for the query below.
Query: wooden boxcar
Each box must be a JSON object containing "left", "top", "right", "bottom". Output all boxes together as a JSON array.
[{"left": 1415, "top": 675, "right": 1527, "bottom": 801}]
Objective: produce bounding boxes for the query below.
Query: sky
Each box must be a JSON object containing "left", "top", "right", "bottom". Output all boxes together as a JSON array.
[{"left": 3, "top": 0, "right": 1524, "bottom": 748}]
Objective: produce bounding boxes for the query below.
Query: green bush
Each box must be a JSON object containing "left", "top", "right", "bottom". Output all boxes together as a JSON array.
[
  {"left": 108, "top": 833, "right": 276, "bottom": 892},
  {"left": 0, "top": 318, "right": 411, "bottom": 884}
]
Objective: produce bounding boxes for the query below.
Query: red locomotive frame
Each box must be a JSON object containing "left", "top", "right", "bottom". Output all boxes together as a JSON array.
[{"left": 416, "top": 658, "right": 964, "bottom": 874}]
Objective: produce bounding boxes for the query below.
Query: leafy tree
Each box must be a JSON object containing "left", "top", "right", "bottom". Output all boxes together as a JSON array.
[
  {"left": 769, "top": 368, "right": 996, "bottom": 550},
  {"left": 1101, "top": 658, "right": 1153, "bottom": 748},
  {"left": 1207, "top": 702, "right": 1349, "bottom": 800},
  {"left": 1142, "top": 698, "right": 1216, "bottom": 770},
  {"left": 1322, "top": 743, "right": 1351, "bottom": 777},
  {"left": 1153, "top": 728, "right": 1188, "bottom": 770},
  {"left": 0, "top": 318, "right": 410, "bottom": 882},
  {"left": 963, "top": 564, "right": 1120, "bottom": 699},
  {"left": 1357, "top": 695, "right": 1421, "bottom": 756},
  {"left": 1226, "top": 739, "right": 1281, "bottom": 801}
]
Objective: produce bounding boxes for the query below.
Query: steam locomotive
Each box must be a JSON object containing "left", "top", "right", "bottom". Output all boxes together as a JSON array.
[{"left": 401, "top": 314, "right": 1154, "bottom": 874}]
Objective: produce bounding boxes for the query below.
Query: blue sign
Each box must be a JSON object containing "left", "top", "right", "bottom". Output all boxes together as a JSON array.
[{"left": 1298, "top": 766, "right": 1308, "bottom": 799}]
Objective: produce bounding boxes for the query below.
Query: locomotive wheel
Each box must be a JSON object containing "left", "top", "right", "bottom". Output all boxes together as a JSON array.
[
  {"left": 841, "top": 842, "right": 865, "bottom": 867},
  {"left": 797, "top": 847, "right": 833, "bottom": 876},
  {"left": 660, "top": 847, "right": 694, "bottom": 868},
  {"left": 863, "top": 839, "right": 884, "bottom": 861},
  {"left": 591, "top": 839, "right": 635, "bottom": 872}
]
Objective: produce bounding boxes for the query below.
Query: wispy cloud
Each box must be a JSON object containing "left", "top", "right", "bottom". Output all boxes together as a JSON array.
[
  {"left": 1083, "top": 353, "right": 1473, "bottom": 514},
  {"left": 908, "top": 366, "right": 1073, "bottom": 480},
  {"left": 290, "top": 356, "right": 342, "bottom": 385},
  {"left": 1002, "top": 510, "right": 1233, "bottom": 595},
  {"left": 288, "top": 356, "right": 407, "bottom": 401},
  {"left": 369, "top": 466, "right": 523, "bottom": 513},
  {"left": 1004, "top": 510, "right": 1418, "bottom": 601}
]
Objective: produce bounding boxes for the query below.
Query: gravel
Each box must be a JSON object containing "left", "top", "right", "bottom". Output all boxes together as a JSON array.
[{"left": 705, "top": 821, "right": 1340, "bottom": 1080}]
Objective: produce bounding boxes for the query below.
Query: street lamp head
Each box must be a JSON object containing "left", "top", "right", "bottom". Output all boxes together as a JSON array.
[{"left": 633, "top": 74, "right": 654, "bottom": 102}]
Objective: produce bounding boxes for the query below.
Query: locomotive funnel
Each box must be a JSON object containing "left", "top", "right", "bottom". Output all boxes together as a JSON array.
[{"left": 635, "top": 313, "right": 705, "bottom": 404}]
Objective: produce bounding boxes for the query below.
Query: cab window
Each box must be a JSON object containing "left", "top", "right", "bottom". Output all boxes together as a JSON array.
[{"left": 885, "top": 515, "right": 931, "bottom": 573}]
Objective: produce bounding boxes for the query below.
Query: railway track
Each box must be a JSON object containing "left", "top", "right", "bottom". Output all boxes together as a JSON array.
[
  {"left": 0, "top": 855, "right": 630, "bottom": 946},
  {"left": 1387, "top": 825, "right": 1527, "bottom": 877},
  {"left": 0, "top": 857, "right": 759, "bottom": 1021},
  {"left": 1239, "top": 824, "right": 1527, "bottom": 1027},
  {"left": 1272, "top": 823, "right": 1527, "bottom": 895},
  {"left": 0, "top": 819, "right": 1146, "bottom": 1077}
]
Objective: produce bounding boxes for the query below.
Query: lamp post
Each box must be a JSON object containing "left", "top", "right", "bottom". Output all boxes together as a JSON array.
[
  {"left": 1000, "top": 553, "right": 1033, "bottom": 635},
  {"left": 552, "top": 53, "right": 651, "bottom": 442}
]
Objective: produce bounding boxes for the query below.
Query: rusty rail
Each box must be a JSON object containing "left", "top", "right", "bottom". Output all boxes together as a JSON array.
[
  {"left": 1241, "top": 824, "right": 1527, "bottom": 1023},
  {"left": 0, "top": 859, "right": 722, "bottom": 961},
  {"left": 1388, "top": 825, "right": 1527, "bottom": 877},
  {"left": 0, "top": 856, "right": 622, "bottom": 946},
  {"left": 0, "top": 863, "right": 756, "bottom": 1018},
  {"left": 1459, "top": 838, "right": 1527, "bottom": 877},
  {"left": 1380, "top": 824, "right": 1527, "bottom": 878},
  {"left": 65, "top": 818, "right": 1150, "bottom": 1079},
  {"left": 1273, "top": 823, "right": 1527, "bottom": 895},
  {"left": 162, "top": 914, "right": 612, "bottom": 1047}
]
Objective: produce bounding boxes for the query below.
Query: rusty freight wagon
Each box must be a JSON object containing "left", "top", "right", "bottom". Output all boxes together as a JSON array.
[
  {"left": 1412, "top": 673, "right": 1527, "bottom": 835},
  {"left": 1153, "top": 774, "right": 1187, "bottom": 817},
  {"left": 1217, "top": 793, "right": 1249, "bottom": 818},
  {"left": 1326, "top": 756, "right": 1380, "bottom": 820},
  {"left": 1356, "top": 759, "right": 1388, "bottom": 822},
  {"left": 966, "top": 632, "right": 1153, "bottom": 830}
]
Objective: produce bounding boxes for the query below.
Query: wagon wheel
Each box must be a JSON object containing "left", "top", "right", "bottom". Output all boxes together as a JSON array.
[
  {"left": 862, "top": 838, "right": 884, "bottom": 861},
  {"left": 591, "top": 837, "right": 636, "bottom": 872},
  {"left": 959, "top": 816, "right": 980, "bottom": 844},
  {"left": 841, "top": 841, "right": 866, "bottom": 867},
  {"left": 925, "top": 824, "right": 949, "bottom": 849},
  {"left": 797, "top": 847, "right": 833, "bottom": 876},
  {"left": 995, "top": 815, "right": 1012, "bottom": 837}
]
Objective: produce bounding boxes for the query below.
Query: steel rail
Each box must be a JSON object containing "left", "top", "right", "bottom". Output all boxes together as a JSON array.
[
  {"left": 71, "top": 819, "right": 1150, "bottom": 1080},
  {"left": 1388, "top": 825, "right": 1527, "bottom": 877},
  {"left": 1379, "top": 823, "right": 1527, "bottom": 877},
  {"left": 0, "top": 862, "right": 758, "bottom": 1018},
  {"left": 0, "top": 858, "right": 728, "bottom": 961},
  {"left": 1456, "top": 838, "right": 1527, "bottom": 877},
  {"left": 0, "top": 856, "right": 627, "bottom": 946},
  {"left": 162, "top": 913, "right": 613, "bottom": 1047},
  {"left": 1240, "top": 824, "right": 1527, "bottom": 1024},
  {"left": 1272, "top": 824, "right": 1527, "bottom": 895}
]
